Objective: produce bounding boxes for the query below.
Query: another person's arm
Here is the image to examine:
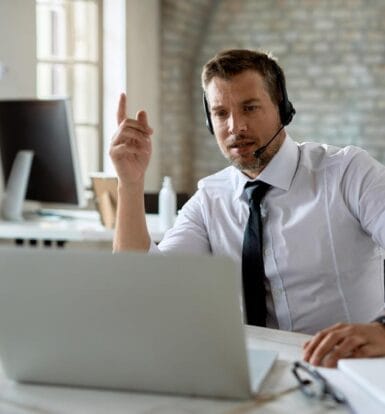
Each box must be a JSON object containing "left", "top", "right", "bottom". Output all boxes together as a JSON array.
[
  {"left": 303, "top": 321, "right": 385, "bottom": 367},
  {"left": 109, "top": 93, "right": 153, "bottom": 252}
]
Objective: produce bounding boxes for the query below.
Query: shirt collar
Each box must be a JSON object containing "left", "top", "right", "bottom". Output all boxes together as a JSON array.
[{"left": 232, "top": 135, "right": 299, "bottom": 200}]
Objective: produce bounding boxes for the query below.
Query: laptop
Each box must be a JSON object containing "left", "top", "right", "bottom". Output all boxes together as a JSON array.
[{"left": 0, "top": 248, "right": 277, "bottom": 400}]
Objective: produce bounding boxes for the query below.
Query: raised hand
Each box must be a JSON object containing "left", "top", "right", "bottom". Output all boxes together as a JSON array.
[{"left": 109, "top": 93, "right": 153, "bottom": 186}]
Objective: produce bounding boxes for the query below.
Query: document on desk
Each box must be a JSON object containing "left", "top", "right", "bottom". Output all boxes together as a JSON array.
[
  {"left": 318, "top": 362, "right": 385, "bottom": 414},
  {"left": 338, "top": 358, "right": 385, "bottom": 406}
]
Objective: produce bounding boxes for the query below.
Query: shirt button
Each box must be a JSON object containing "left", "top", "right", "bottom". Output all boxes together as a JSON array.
[
  {"left": 272, "top": 288, "right": 283, "bottom": 297},
  {"left": 264, "top": 248, "right": 272, "bottom": 256}
]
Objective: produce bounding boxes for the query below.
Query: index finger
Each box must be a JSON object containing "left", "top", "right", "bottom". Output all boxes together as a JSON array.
[
  {"left": 304, "top": 330, "right": 345, "bottom": 366},
  {"left": 117, "top": 92, "right": 127, "bottom": 125},
  {"left": 303, "top": 332, "right": 326, "bottom": 361},
  {"left": 303, "top": 323, "right": 344, "bottom": 353}
]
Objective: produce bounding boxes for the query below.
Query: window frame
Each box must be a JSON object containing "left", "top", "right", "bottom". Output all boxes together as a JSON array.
[{"left": 36, "top": 0, "right": 103, "bottom": 186}]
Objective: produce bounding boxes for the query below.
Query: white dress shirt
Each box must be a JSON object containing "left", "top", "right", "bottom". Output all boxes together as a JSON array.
[{"left": 150, "top": 135, "right": 385, "bottom": 334}]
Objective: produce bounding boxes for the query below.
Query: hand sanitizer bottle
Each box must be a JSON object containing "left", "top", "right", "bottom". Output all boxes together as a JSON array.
[{"left": 159, "top": 176, "right": 176, "bottom": 232}]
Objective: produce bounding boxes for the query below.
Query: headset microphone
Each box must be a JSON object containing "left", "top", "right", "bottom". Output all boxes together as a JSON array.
[{"left": 253, "top": 124, "right": 285, "bottom": 159}]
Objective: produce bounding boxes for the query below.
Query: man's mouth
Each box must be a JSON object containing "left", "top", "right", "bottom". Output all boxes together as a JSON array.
[{"left": 228, "top": 141, "right": 255, "bottom": 151}]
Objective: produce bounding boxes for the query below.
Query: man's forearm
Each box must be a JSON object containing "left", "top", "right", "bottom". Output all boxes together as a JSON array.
[{"left": 113, "top": 183, "right": 151, "bottom": 252}]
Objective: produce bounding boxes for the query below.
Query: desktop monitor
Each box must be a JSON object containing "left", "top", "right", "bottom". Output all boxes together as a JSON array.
[{"left": 0, "top": 99, "right": 85, "bottom": 220}]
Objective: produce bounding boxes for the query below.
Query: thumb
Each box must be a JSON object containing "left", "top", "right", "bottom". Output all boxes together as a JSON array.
[
  {"left": 116, "top": 92, "right": 127, "bottom": 125},
  {"left": 136, "top": 110, "right": 153, "bottom": 134}
]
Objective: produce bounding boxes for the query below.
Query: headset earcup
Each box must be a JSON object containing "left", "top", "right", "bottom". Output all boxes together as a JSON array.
[
  {"left": 275, "top": 63, "right": 295, "bottom": 127},
  {"left": 279, "top": 100, "right": 296, "bottom": 126},
  {"left": 202, "top": 93, "right": 214, "bottom": 135}
]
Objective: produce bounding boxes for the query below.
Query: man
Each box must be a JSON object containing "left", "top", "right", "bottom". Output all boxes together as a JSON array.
[{"left": 110, "top": 49, "right": 385, "bottom": 340}]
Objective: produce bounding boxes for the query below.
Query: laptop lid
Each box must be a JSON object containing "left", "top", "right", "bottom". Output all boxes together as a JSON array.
[{"left": 0, "top": 248, "right": 275, "bottom": 400}]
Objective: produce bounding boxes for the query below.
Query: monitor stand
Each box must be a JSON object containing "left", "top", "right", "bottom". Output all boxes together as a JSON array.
[{"left": 1, "top": 150, "right": 34, "bottom": 221}]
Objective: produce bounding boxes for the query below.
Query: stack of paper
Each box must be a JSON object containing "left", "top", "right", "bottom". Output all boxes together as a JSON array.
[
  {"left": 338, "top": 358, "right": 385, "bottom": 406},
  {"left": 318, "top": 364, "right": 385, "bottom": 414}
]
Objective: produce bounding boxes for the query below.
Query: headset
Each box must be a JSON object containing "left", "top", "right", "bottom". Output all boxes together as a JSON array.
[{"left": 203, "top": 63, "right": 295, "bottom": 135}]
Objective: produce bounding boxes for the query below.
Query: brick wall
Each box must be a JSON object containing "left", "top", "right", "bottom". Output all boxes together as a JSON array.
[
  {"left": 162, "top": 0, "right": 385, "bottom": 191},
  {"left": 160, "top": 0, "right": 215, "bottom": 191}
]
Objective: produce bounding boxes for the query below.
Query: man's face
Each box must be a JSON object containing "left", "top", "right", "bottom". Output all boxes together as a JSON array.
[{"left": 205, "top": 69, "right": 285, "bottom": 178}]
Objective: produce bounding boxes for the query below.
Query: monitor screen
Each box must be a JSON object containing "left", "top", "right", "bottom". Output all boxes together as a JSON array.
[{"left": 0, "top": 99, "right": 85, "bottom": 211}]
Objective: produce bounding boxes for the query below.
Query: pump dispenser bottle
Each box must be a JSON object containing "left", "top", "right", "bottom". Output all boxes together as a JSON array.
[{"left": 158, "top": 176, "right": 176, "bottom": 232}]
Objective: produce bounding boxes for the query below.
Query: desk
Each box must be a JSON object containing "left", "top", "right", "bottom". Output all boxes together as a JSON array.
[
  {"left": 0, "top": 328, "right": 348, "bottom": 413},
  {"left": 0, "top": 212, "right": 165, "bottom": 246}
]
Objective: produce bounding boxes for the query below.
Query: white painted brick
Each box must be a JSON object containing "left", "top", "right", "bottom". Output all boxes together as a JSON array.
[{"left": 162, "top": 0, "right": 385, "bottom": 191}]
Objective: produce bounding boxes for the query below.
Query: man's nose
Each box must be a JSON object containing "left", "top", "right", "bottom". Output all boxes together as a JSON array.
[{"left": 228, "top": 113, "right": 247, "bottom": 135}]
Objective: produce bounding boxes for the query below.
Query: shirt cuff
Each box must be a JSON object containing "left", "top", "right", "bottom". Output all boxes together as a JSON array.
[{"left": 148, "top": 239, "right": 162, "bottom": 254}]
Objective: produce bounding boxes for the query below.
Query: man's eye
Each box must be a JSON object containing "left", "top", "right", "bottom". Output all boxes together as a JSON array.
[
  {"left": 244, "top": 105, "right": 257, "bottom": 112},
  {"left": 214, "top": 110, "right": 227, "bottom": 118}
]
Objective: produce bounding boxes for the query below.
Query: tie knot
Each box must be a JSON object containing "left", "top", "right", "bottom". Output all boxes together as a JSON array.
[{"left": 244, "top": 181, "right": 271, "bottom": 204}]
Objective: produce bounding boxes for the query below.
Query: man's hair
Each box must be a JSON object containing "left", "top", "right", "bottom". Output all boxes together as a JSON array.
[{"left": 201, "top": 49, "right": 285, "bottom": 106}]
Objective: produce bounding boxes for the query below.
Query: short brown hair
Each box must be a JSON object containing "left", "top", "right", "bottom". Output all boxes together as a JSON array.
[{"left": 201, "top": 49, "right": 285, "bottom": 106}]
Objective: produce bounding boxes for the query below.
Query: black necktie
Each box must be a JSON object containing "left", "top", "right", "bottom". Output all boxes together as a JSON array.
[{"left": 242, "top": 181, "right": 271, "bottom": 326}]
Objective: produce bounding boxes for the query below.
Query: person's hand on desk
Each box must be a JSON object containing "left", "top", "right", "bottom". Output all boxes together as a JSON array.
[
  {"left": 109, "top": 92, "right": 153, "bottom": 187},
  {"left": 302, "top": 322, "right": 385, "bottom": 368}
]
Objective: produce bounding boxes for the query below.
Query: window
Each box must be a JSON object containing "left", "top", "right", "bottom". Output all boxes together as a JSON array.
[{"left": 36, "top": 0, "right": 102, "bottom": 186}]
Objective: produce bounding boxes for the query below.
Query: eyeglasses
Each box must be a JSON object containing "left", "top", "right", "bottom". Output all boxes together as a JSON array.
[{"left": 292, "top": 361, "right": 346, "bottom": 405}]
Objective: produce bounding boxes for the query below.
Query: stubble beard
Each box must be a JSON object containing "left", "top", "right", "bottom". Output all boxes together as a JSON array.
[
  {"left": 224, "top": 136, "right": 281, "bottom": 175},
  {"left": 227, "top": 154, "right": 261, "bottom": 173},
  {"left": 224, "top": 146, "right": 272, "bottom": 175}
]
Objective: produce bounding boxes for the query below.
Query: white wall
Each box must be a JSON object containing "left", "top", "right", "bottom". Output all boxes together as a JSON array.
[
  {"left": 125, "top": 0, "right": 160, "bottom": 192},
  {"left": 103, "top": 0, "right": 126, "bottom": 177},
  {"left": 0, "top": 0, "right": 36, "bottom": 197},
  {"left": 0, "top": 0, "right": 36, "bottom": 99}
]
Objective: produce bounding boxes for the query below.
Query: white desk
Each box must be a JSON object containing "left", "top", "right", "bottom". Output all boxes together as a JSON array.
[
  {"left": 0, "top": 328, "right": 348, "bottom": 413},
  {"left": 0, "top": 212, "right": 165, "bottom": 245}
]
